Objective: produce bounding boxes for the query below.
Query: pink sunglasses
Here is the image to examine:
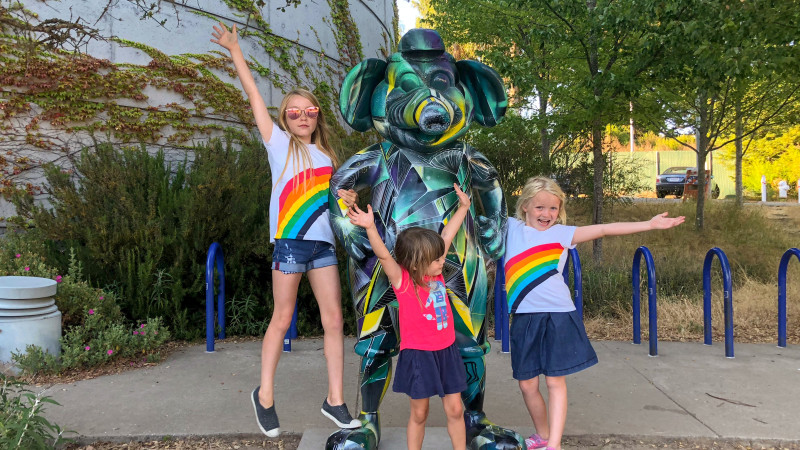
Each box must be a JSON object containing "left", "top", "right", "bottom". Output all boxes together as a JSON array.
[{"left": 286, "top": 106, "right": 319, "bottom": 120}]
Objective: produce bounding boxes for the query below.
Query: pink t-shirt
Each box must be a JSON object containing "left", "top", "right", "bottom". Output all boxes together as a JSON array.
[{"left": 394, "top": 269, "right": 455, "bottom": 351}]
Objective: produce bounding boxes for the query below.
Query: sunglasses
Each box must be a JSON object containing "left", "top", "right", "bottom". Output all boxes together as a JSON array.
[{"left": 285, "top": 106, "right": 319, "bottom": 120}]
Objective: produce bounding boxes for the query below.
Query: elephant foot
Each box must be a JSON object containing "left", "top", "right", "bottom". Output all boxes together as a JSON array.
[
  {"left": 325, "top": 414, "right": 379, "bottom": 450},
  {"left": 465, "top": 410, "right": 524, "bottom": 450}
]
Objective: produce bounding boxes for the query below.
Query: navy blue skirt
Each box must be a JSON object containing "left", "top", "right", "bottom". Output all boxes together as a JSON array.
[
  {"left": 510, "top": 310, "right": 598, "bottom": 380},
  {"left": 393, "top": 343, "right": 467, "bottom": 399}
]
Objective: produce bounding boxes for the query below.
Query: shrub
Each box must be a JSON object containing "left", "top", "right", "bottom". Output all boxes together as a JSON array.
[
  {"left": 11, "top": 135, "right": 274, "bottom": 339},
  {"left": 0, "top": 374, "right": 70, "bottom": 449},
  {"left": 12, "top": 313, "right": 171, "bottom": 374}
]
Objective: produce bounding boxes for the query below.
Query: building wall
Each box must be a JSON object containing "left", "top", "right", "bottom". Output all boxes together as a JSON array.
[{"left": 0, "top": 1, "right": 396, "bottom": 225}]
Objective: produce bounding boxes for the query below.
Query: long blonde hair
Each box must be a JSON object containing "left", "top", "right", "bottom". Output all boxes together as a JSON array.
[
  {"left": 274, "top": 89, "right": 340, "bottom": 189},
  {"left": 515, "top": 176, "right": 567, "bottom": 224}
]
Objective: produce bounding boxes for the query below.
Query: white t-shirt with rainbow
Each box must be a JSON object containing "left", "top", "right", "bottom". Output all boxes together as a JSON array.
[
  {"left": 504, "top": 217, "right": 577, "bottom": 314},
  {"left": 264, "top": 123, "right": 335, "bottom": 245}
]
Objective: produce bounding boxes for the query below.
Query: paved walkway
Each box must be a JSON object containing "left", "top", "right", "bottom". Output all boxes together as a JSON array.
[{"left": 39, "top": 338, "right": 800, "bottom": 448}]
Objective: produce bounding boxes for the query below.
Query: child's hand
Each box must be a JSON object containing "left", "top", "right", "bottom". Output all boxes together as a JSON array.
[
  {"left": 650, "top": 212, "right": 685, "bottom": 230},
  {"left": 347, "top": 204, "right": 376, "bottom": 229},
  {"left": 211, "top": 22, "right": 239, "bottom": 51},
  {"left": 338, "top": 189, "right": 358, "bottom": 209},
  {"left": 454, "top": 183, "right": 470, "bottom": 209}
]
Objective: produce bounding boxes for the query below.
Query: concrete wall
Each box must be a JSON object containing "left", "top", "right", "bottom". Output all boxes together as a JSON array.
[{"left": 0, "top": 1, "right": 396, "bottom": 228}]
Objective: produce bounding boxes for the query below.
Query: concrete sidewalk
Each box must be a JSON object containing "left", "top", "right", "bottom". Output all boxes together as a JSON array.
[{"left": 40, "top": 338, "right": 800, "bottom": 448}]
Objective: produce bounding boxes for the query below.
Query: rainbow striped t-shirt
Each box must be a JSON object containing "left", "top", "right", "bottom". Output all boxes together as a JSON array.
[
  {"left": 504, "top": 218, "right": 576, "bottom": 313},
  {"left": 265, "top": 124, "right": 335, "bottom": 245}
]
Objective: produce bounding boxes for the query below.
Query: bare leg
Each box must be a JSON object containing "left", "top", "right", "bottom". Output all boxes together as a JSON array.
[
  {"left": 519, "top": 376, "right": 549, "bottom": 440},
  {"left": 442, "top": 393, "right": 466, "bottom": 450},
  {"left": 307, "top": 265, "right": 346, "bottom": 405},
  {"left": 544, "top": 375, "right": 567, "bottom": 450},
  {"left": 407, "top": 398, "right": 429, "bottom": 450},
  {"left": 259, "top": 271, "right": 303, "bottom": 407}
]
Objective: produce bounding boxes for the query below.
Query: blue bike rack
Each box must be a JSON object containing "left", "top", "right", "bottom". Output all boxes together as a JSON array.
[
  {"left": 493, "top": 257, "right": 510, "bottom": 353},
  {"left": 777, "top": 248, "right": 800, "bottom": 348},
  {"left": 703, "top": 247, "right": 734, "bottom": 358},
  {"left": 283, "top": 303, "right": 299, "bottom": 352},
  {"left": 562, "top": 248, "right": 583, "bottom": 318},
  {"left": 632, "top": 246, "right": 658, "bottom": 356},
  {"left": 205, "top": 242, "right": 226, "bottom": 353}
]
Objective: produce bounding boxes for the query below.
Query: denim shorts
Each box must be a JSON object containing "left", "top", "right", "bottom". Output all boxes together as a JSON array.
[
  {"left": 510, "top": 310, "right": 598, "bottom": 380},
  {"left": 271, "top": 239, "right": 337, "bottom": 274}
]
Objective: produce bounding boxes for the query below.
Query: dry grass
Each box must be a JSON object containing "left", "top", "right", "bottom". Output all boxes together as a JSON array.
[
  {"left": 585, "top": 275, "right": 800, "bottom": 344},
  {"left": 578, "top": 200, "right": 800, "bottom": 345}
]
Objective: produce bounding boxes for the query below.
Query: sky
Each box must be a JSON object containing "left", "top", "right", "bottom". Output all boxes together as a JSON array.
[{"left": 397, "top": 0, "right": 421, "bottom": 34}]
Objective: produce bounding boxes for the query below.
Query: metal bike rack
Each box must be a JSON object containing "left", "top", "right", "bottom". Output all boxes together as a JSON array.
[
  {"left": 563, "top": 248, "right": 583, "bottom": 317},
  {"left": 283, "top": 303, "right": 299, "bottom": 352},
  {"left": 777, "top": 248, "right": 800, "bottom": 348},
  {"left": 493, "top": 257, "right": 510, "bottom": 353},
  {"left": 205, "top": 242, "right": 226, "bottom": 353},
  {"left": 632, "top": 246, "right": 658, "bottom": 356},
  {"left": 703, "top": 247, "right": 734, "bottom": 358}
]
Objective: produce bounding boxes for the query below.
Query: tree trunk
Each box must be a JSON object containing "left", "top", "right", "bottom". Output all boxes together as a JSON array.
[
  {"left": 591, "top": 119, "right": 605, "bottom": 260},
  {"left": 538, "top": 90, "right": 551, "bottom": 169},
  {"left": 734, "top": 97, "right": 744, "bottom": 208},
  {"left": 695, "top": 92, "right": 709, "bottom": 230}
]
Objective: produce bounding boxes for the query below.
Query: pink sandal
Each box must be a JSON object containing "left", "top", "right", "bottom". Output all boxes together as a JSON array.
[{"left": 525, "top": 433, "right": 548, "bottom": 450}]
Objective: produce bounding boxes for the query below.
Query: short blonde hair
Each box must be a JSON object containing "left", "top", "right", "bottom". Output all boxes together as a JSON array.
[{"left": 515, "top": 176, "right": 567, "bottom": 224}]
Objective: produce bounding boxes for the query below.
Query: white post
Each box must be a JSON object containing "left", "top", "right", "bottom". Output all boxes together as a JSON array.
[
  {"left": 761, "top": 175, "right": 767, "bottom": 202},
  {"left": 630, "top": 102, "right": 635, "bottom": 153}
]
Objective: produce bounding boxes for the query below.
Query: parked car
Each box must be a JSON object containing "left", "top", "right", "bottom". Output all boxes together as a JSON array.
[{"left": 656, "top": 166, "right": 720, "bottom": 199}]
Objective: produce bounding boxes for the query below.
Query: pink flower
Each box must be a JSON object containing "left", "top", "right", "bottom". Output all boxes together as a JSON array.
[
  {"left": 154, "top": 331, "right": 158, "bottom": 335},
  {"left": 15, "top": 253, "right": 21, "bottom": 258},
  {"left": 24, "top": 267, "right": 30, "bottom": 271},
  {"left": 107, "top": 350, "right": 113, "bottom": 355},
  {"left": 141, "top": 331, "right": 146, "bottom": 335},
  {"left": 55, "top": 275, "right": 63, "bottom": 283},
  {"left": 133, "top": 331, "right": 139, "bottom": 335},
  {"left": 88, "top": 309, "right": 94, "bottom": 315},
  {"left": 85, "top": 346, "right": 90, "bottom": 351},
  {"left": 140, "top": 324, "right": 145, "bottom": 328},
  {"left": 99, "top": 296, "right": 104, "bottom": 300}
]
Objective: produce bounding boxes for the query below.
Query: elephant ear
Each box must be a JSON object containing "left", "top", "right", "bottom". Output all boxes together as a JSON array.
[
  {"left": 456, "top": 60, "right": 508, "bottom": 127},
  {"left": 339, "top": 58, "right": 388, "bottom": 132}
]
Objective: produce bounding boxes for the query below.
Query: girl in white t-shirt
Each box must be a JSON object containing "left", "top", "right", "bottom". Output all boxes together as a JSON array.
[
  {"left": 506, "top": 177, "right": 684, "bottom": 450},
  {"left": 212, "top": 22, "right": 359, "bottom": 437}
]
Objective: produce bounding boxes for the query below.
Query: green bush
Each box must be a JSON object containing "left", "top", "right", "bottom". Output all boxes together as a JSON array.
[
  {"left": 11, "top": 135, "right": 275, "bottom": 339},
  {"left": 12, "top": 313, "right": 171, "bottom": 374},
  {"left": 0, "top": 374, "right": 70, "bottom": 449}
]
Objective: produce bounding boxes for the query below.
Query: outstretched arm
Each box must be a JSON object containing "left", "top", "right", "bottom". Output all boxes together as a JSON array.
[
  {"left": 572, "top": 212, "right": 685, "bottom": 245},
  {"left": 211, "top": 22, "right": 274, "bottom": 143},
  {"left": 348, "top": 204, "right": 402, "bottom": 288},
  {"left": 441, "top": 183, "right": 471, "bottom": 251}
]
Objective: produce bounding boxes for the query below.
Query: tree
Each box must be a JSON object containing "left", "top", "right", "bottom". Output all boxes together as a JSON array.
[{"left": 637, "top": 0, "right": 800, "bottom": 226}]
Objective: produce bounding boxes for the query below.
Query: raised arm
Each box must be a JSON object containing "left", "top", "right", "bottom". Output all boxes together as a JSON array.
[
  {"left": 441, "top": 183, "right": 471, "bottom": 251},
  {"left": 572, "top": 212, "right": 685, "bottom": 245},
  {"left": 347, "top": 204, "right": 403, "bottom": 288},
  {"left": 211, "top": 22, "right": 274, "bottom": 143}
]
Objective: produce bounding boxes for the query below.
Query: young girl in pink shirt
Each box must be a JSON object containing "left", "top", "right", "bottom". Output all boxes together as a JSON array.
[{"left": 348, "top": 183, "right": 471, "bottom": 450}]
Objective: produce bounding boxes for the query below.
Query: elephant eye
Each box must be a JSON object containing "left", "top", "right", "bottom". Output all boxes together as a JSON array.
[{"left": 430, "top": 72, "right": 452, "bottom": 91}]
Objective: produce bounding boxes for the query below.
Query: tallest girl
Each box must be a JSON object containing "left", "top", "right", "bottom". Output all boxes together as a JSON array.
[{"left": 211, "top": 23, "right": 360, "bottom": 436}]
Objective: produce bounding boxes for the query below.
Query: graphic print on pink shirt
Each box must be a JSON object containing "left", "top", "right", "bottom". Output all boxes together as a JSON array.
[{"left": 394, "top": 270, "right": 455, "bottom": 351}]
